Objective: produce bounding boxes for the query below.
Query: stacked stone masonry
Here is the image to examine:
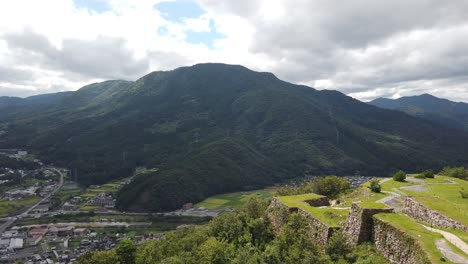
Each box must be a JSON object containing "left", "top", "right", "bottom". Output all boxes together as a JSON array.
[
  {"left": 267, "top": 198, "right": 337, "bottom": 247},
  {"left": 372, "top": 217, "right": 431, "bottom": 264},
  {"left": 403, "top": 196, "right": 468, "bottom": 232},
  {"left": 343, "top": 203, "right": 394, "bottom": 246}
]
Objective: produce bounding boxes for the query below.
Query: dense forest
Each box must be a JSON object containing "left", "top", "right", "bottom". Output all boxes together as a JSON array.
[
  {"left": 1, "top": 64, "right": 468, "bottom": 211},
  {"left": 0, "top": 155, "right": 39, "bottom": 170}
]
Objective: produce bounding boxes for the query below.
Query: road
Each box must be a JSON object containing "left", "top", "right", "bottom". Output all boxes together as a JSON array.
[{"left": 0, "top": 167, "right": 65, "bottom": 233}]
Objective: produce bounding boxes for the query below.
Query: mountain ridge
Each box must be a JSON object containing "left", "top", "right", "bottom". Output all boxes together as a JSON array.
[
  {"left": 369, "top": 94, "right": 468, "bottom": 131},
  {"left": 1, "top": 63, "right": 468, "bottom": 211}
]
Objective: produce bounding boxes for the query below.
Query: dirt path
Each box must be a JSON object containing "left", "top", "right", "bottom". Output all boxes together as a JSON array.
[
  {"left": 422, "top": 225, "right": 468, "bottom": 254},
  {"left": 435, "top": 239, "right": 468, "bottom": 263}
]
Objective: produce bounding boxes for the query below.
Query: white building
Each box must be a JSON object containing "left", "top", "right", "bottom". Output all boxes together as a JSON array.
[{"left": 9, "top": 238, "right": 23, "bottom": 249}]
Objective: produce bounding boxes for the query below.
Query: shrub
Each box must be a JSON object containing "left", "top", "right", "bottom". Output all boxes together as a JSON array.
[
  {"left": 325, "top": 232, "right": 352, "bottom": 261},
  {"left": 368, "top": 179, "right": 381, "bottom": 193},
  {"left": 439, "top": 167, "right": 468, "bottom": 180},
  {"left": 422, "top": 170, "right": 434, "bottom": 178},
  {"left": 275, "top": 176, "right": 351, "bottom": 198},
  {"left": 461, "top": 188, "right": 468, "bottom": 199},
  {"left": 393, "top": 170, "right": 406, "bottom": 182},
  {"left": 414, "top": 174, "right": 426, "bottom": 179},
  {"left": 311, "top": 176, "right": 351, "bottom": 199}
]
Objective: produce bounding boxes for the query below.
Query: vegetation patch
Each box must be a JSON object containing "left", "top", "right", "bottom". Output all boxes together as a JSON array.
[
  {"left": 195, "top": 188, "right": 275, "bottom": 209},
  {"left": 277, "top": 193, "right": 348, "bottom": 227}
]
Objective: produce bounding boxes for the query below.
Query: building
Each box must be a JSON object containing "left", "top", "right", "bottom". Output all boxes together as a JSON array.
[
  {"left": 87, "top": 192, "right": 115, "bottom": 208},
  {"left": 182, "top": 203, "right": 194, "bottom": 210},
  {"left": 0, "top": 239, "right": 9, "bottom": 249},
  {"left": 63, "top": 202, "right": 77, "bottom": 211},
  {"left": 32, "top": 204, "right": 49, "bottom": 214},
  {"left": 69, "top": 196, "right": 82, "bottom": 204},
  {"left": 9, "top": 238, "right": 23, "bottom": 249},
  {"left": 2, "top": 230, "right": 18, "bottom": 238},
  {"left": 49, "top": 226, "right": 74, "bottom": 237},
  {"left": 4, "top": 189, "right": 35, "bottom": 199},
  {"left": 73, "top": 228, "right": 89, "bottom": 237}
]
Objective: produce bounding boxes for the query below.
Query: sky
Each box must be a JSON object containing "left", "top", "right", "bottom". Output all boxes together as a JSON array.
[{"left": 1, "top": 0, "right": 468, "bottom": 102}]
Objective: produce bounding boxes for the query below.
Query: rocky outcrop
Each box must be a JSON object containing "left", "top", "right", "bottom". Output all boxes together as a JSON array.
[
  {"left": 343, "top": 203, "right": 393, "bottom": 245},
  {"left": 372, "top": 216, "right": 431, "bottom": 264},
  {"left": 403, "top": 196, "right": 468, "bottom": 232}
]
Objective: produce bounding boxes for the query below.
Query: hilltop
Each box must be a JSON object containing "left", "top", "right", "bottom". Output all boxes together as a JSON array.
[
  {"left": 369, "top": 94, "right": 468, "bottom": 131},
  {"left": 1, "top": 64, "right": 468, "bottom": 211}
]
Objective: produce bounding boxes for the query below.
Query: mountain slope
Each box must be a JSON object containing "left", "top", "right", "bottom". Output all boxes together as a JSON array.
[
  {"left": 1, "top": 64, "right": 468, "bottom": 212},
  {"left": 369, "top": 94, "right": 468, "bottom": 131}
]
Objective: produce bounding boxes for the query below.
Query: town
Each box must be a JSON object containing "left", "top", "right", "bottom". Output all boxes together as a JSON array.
[{"left": 0, "top": 149, "right": 217, "bottom": 263}]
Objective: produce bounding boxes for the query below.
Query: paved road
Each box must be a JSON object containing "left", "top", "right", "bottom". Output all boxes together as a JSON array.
[
  {"left": 422, "top": 225, "right": 468, "bottom": 254},
  {"left": 20, "top": 167, "right": 65, "bottom": 217},
  {"left": 435, "top": 239, "right": 468, "bottom": 263},
  {"left": 0, "top": 167, "right": 64, "bottom": 233}
]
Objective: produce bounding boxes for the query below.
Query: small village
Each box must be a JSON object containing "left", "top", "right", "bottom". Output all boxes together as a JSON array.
[{"left": 0, "top": 150, "right": 219, "bottom": 263}]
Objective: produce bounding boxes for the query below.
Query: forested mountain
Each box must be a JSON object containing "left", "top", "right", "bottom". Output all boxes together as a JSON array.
[
  {"left": 369, "top": 94, "right": 468, "bottom": 131},
  {"left": 1, "top": 64, "right": 468, "bottom": 212}
]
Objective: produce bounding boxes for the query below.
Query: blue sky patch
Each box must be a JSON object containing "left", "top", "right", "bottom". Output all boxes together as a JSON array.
[
  {"left": 73, "top": 0, "right": 111, "bottom": 13},
  {"left": 155, "top": 0, "right": 204, "bottom": 22}
]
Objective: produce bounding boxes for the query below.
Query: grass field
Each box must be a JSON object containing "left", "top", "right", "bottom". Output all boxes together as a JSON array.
[
  {"left": 380, "top": 176, "right": 468, "bottom": 225},
  {"left": 0, "top": 197, "right": 40, "bottom": 217},
  {"left": 80, "top": 205, "right": 99, "bottom": 211},
  {"left": 375, "top": 213, "right": 468, "bottom": 263},
  {"left": 195, "top": 188, "right": 275, "bottom": 209},
  {"left": 79, "top": 177, "right": 130, "bottom": 198},
  {"left": 277, "top": 193, "right": 349, "bottom": 227}
]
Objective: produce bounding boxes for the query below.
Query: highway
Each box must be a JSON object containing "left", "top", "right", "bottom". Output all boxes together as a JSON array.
[{"left": 0, "top": 167, "right": 65, "bottom": 233}]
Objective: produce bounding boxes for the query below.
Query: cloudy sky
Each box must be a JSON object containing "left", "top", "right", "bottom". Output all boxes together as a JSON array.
[{"left": 1, "top": 0, "right": 468, "bottom": 102}]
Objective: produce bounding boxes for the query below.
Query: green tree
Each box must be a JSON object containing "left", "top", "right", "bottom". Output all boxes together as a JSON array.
[
  {"left": 311, "top": 176, "right": 351, "bottom": 198},
  {"left": 421, "top": 170, "right": 434, "bottom": 178},
  {"left": 77, "top": 250, "right": 119, "bottom": 264},
  {"left": 116, "top": 240, "right": 137, "bottom": 264},
  {"left": 393, "top": 170, "right": 406, "bottom": 182},
  {"left": 368, "top": 179, "right": 381, "bottom": 193},
  {"left": 195, "top": 237, "right": 235, "bottom": 264},
  {"left": 263, "top": 213, "right": 324, "bottom": 264},
  {"left": 325, "top": 232, "right": 352, "bottom": 261}
]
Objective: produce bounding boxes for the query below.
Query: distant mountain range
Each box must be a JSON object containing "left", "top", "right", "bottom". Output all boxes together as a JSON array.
[
  {"left": 1, "top": 64, "right": 468, "bottom": 212},
  {"left": 369, "top": 94, "right": 468, "bottom": 131}
]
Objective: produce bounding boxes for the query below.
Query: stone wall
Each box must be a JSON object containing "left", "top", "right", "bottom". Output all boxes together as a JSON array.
[
  {"left": 296, "top": 207, "right": 339, "bottom": 247},
  {"left": 267, "top": 198, "right": 337, "bottom": 247},
  {"left": 343, "top": 203, "right": 394, "bottom": 246},
  {"left": 403, "top": 196, "right": 468, "bottom": 232},
  {"left": 304, "top": 196, "right": 330, "bottom": 207},
  {"left": 372, "top": 216, "right": 431, "bottom": 264},
  {"left": 267, "top": 198, "right": 290, "bottom": 232}
]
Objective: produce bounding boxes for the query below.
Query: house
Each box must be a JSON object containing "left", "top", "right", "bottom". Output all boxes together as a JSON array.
[
  {"left": 32, "top": 204, "right": 49, "bottom": 214},
  {"left": 49, "top": 226, "right": 74, "bottom": 237},
  {"left": 182, "top": 203, "right": 194, "bottom": 210},
  {"left": 63, "top": 202, "right": 77, "bottom": 211},
  {"left": 69, "top": 196, "right": 82, "bottom": 204},
  {"left": 0, "top": 239, "right": 10, "bottom": 249},
  {"left": 29, "top": 227, "right": 48, "bottom": 237},
  {"left": 73, "top": 228, "right": 89, "bottom": 237},
  {"left": 29, "top": 227, "right": 48, "bottom": 244},
  {"left": 2, "top": 230, "right": 18, "bottom": 238},
  {"left": 4, "top": 190, "right": 35, "bottom": 199},
  {"left": 9, "top": 238, "right": 23, "bottom": 249}
]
